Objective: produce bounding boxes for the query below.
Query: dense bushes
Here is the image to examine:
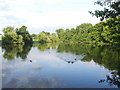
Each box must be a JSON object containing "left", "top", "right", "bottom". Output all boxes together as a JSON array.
[
  {"left": 2, "top": 26, "right": 32, "bottom": 44},
  {"left": 56, "top": 16, "right": 120, "bottom": 45}
]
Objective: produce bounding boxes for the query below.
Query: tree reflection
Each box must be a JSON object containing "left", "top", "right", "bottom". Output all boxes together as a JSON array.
[
  {"left": 57, "top": 44, "right": 120, "bottom": 88},
  {"left": 57, "top": 44, "right": 120, "bottom": 70},
  {"left": 2, "top": 43, "right": 58, "bottom": 60},
  {"left": 33, "top": 43, "right": 58, "bottom": 51},
  {"left": 99, "top": 71, "right": 120, "bottom": 88},
  {"left": 33, "top": 43, "right": 51, "bottom": 51},
  {"left": 2, "top": 43, "right": 32, "bottom": 60}
]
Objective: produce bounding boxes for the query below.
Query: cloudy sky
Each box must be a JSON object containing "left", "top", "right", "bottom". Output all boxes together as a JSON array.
[{"left": 0, "top": 0, "right": 102, "bottom": 34}]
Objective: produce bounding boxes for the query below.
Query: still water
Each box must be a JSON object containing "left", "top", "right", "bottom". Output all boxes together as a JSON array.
[{"left": 1, "top": 43, "right": 120, "bottom": 88}]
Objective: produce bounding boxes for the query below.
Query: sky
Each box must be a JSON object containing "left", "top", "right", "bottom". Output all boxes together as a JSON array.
[{"left": 0, "top": 0, "right": 102, "bottom": 34}]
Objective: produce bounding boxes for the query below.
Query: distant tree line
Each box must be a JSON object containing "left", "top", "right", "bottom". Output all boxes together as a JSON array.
[
  {"left": 56, "top": 16, "right": 120, "bottom": 45},
  {"left": 2, "top": 25, "right": 60, "bottom": 44},
  {"left": 2, "top": 16, "right": 120, "bottom": 45},
  {"left": 31, "top": 31, "right": 59, "bottom": 43}
]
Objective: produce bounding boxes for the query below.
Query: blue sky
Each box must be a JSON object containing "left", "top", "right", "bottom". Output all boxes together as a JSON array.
[{"left": 0, "top": 0, "right": 102, "bottom": 34}]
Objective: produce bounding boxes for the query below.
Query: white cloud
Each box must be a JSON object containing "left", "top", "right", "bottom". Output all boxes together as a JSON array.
[
  {"left": 25, "top": 10, "right": 100, "bottom": 27},
  {"left": 1, "top": 0, "right": 62, "bottom": 6},
  {"left": 39, "top": 0, "right": 62, "bottom": 3},
  {"left": 1, "top": 10, "right": 99, "bottom": 27},
  {"left": 0, "top": 0, "right": 100, "bottom": 34}
]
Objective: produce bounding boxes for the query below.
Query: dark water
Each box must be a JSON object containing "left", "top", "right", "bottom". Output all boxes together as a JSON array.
[{"left": 1, "top": 43, "right": 120, "bottom": 88}]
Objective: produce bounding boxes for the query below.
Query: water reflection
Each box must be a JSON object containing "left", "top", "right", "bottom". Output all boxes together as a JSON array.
[
  {"left": 57, "top": 44, "right": 120, "bottom": 88},
  {"left": 33, "top": 43, "right": 58, "bottom": 51},
  {"left": 2, "top": 44, "right": 32, "bottom": 60},
  {"left": 57, "top": 44, "right": 120, "bottom": 71},
  {"left": 2, "top": 43, "right": 120, "bottom": 88},
  {"left": 56, "top": 52, "right": 83, "bottom": 64},
  {"left": 99, "top": 71, "right": 120, "bottom": 88},
  {"left": 3, "top": 76, "right": 63, "bottom": 88}
]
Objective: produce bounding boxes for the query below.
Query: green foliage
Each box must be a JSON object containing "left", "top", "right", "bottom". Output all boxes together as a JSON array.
[
  {"left": 92, "top": 16, "right": 120, "bottom": 44},
  {"left": 36, "top": 31, "right": 59, "bottom": 43},
  {"left": 37, "top": 31, "right": 51, "bottom": 43},
  {"left": 89, "top": 0, "right": 120, "bottom": 21},
  {"left": 56, "top": 29, "right": 65, "bottom": 42},
  {"left": 55, "top": 17, "right": 120, "bottom": 45},
  {"left": 2, "top": 26, "right": 33, "bottom": 44},
  {"left": 2, "top": 43, "right": 32, "bottom": 60},
  {"left": 31, "top": 34, "right": 38, "bottom": 41},
  {"left": 75, "top": 23, "right": 93, "bottom": 43},
  {"left": 2, "top": 44, "right": 24, "bottom": 60},
  {"left": 2, "top": 16, "right": 120, "bottom": 45},
  {"left": 16, "top": 44, "right": 32, "bottom": 59},
  {"left": 2, "top": 27, "right": 24, "bottom": 44},
  {"left": 2, "top": 26, "right": 14, "bottom": 34},
  {"left": 16, "top": 26, "right": 33, "bottom": 43},
  {"left": 50, "top": 33, "right": 59, "bottom": 43},
  {"left": 57, "top": 43, "right": 120, "bottom": 71},
  {"left": 33, "top": 43, "right": 51, "bottom": 51},
  {"left": 56, "top": 23, "right": 94, "bottom": 44},
  {"left": 88, "top": 0, "right": 120, "bottom": 45}
]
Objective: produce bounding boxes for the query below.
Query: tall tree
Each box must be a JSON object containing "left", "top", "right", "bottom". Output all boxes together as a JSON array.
[
  {"left": 89, "top": 0, "right": 120, "bottom": 21},
  {"left": 16, "top": 26, "right": 33, "bottom": 43},
  {"left": 37, "top": 31, "right": 51, "bottom": 43},
  {"left": 56, "top": 29, "right": 65, "bottom": 41},
  {"left": 2, "top": 26, "right": 23, "bottom": 44}
]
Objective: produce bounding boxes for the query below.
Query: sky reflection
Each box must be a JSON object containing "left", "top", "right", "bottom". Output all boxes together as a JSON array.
[{"left": 2, "top": 45, "right": 119, "bottom": 88}]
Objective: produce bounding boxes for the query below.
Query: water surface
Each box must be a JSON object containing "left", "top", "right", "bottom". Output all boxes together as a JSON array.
[{"left": 2, "top": 43, "right": 120, "bottom": 88}]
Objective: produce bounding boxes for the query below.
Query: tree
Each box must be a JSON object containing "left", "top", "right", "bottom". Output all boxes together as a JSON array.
[
  {"left": 37, "top": 31, "right": 51, "bottom": 43},
  {"left": 89, "top": 0, "right": 120, "bottom": 21},
  {"left": 16, "top": 26, "right": 33, "bottom": 43},
  {"left": 2, "top": 26, "right": 14, "bottom": 34},
  {"left": 2, "top": 27, "right": 23, "bottom": 44},
  {"left": 31, "top": 34, "right": 38, "bottom": 41},
  {"left": 2, "top": 26, "right": 33, "bottom": 44},
  {"left": 75, "top": 23, "right": 93, "bottom": 43},
  {"left": 56, "top": 23, "right": 93, "bottom": 43},
  {"left": 89, "top": 16, "right": 120, "bottom": 44},
  {"left": 50, "top": 33, "right": 59, "bottom": 43},
  {"left": 56, "top": 29, "right": 65, "bottom": 41}
]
